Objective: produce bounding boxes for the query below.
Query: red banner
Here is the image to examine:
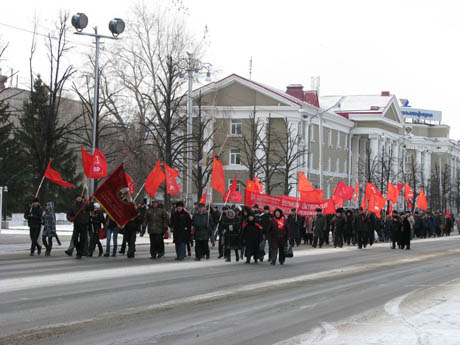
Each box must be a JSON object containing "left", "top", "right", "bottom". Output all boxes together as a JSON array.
[
  {"left": 245, "top": 190, "right": 332, "bottom": 217},
  {"left": 81, "top": 146, "right": 107, "bottom": 179},
  {"left": 94, "top": 164, "right": 139, "bottom": 228}
]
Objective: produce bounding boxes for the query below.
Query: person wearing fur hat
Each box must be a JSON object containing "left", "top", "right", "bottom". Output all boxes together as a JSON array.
[
  {"left": 170, "top": 201, "right": 191, "bottom": 260},
  {"left": 24, "top": 197, "right": 43, "bottom": 256},
  {"left": 191, "top": 203, "right": 214, "bottom": 261}
]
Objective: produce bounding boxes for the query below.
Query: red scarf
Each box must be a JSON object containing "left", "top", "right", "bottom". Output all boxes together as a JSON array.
[{"left": 274, "top": 217, "right": 285, "bottom": 230}]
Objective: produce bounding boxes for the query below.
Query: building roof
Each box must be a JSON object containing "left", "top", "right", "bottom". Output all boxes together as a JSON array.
[{"left": 319, "top": 94, "right": 393, "bottom": 113}]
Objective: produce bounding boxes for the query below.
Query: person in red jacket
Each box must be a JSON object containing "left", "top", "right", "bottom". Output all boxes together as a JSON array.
[{"left": 268, "top": 208, "right": 291, "bottom": 265}]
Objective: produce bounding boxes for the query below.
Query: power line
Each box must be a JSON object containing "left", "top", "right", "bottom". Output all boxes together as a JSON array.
[{"left": 0, "top": 21, "right": 109, "bottom": 50}]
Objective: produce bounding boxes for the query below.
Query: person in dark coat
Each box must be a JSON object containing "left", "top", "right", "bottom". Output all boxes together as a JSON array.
[
  {"left": 344, "top": 210, "right": 353, "bottom": 245},
  {"left": 88, "top": 202, "right": 105, "bottom": 257},
  {"left": 353, "top": 208, "right": 369, "bottom": 249},
  {"left": 267, "top": 208, "right": 290, "bottom": 265},
  {"left": 242, "top": 211, "right": 263, "bottom": 263},
  {"left": 445, "top": 213, "right": 453, "bottom": 236},
  {"left": 286, "top": 208, "right": 301, "bottom": 247},
  {"left": 221, "top": 208, "right": 242, "bottom": 262},
  {"left": 191, "top": 203, "right": 214, "bottom": 261},
  {"left": 400, "top": 212, "right": 411, "bottom": 250},
  {"left": 390, "top": 211, "right": 401, "bottom": 249},
  {"left": 312, "top": 208, "right": 327, "bottom": 248},
  {"left": 170, "top": 201, "right": 192, "bottom": 261},
  {"left": 333, "top": 208, "right": 346, "bottom": 248},
  {"left": 259, "top": 206, "right": 273, "bottom": 261},
  {"left": 24, "top": 197, "right": 43, "bottom": 256},
  {"left": 124, "top": 214, "right": 141, "bottom": 258},
  {"left": 67, "top": 195, "right": 91, "bottom": 259},
  {"left": 210, "top": 205, "right": 221, "bottom": 248}
]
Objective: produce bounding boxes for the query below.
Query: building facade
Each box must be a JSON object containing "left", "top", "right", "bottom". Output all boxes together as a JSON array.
[{"left": 193, "top": 74, "right": 460, "bottom": 211}]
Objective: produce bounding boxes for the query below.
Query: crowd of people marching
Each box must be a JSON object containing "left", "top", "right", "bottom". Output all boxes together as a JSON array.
[{"left": 23, "top": 195, "right": 458, "bottom": 264}]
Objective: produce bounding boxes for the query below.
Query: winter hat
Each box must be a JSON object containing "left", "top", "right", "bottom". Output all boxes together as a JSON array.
[{"left": 176, "top": 201, "right": 184, "bottom": 207}]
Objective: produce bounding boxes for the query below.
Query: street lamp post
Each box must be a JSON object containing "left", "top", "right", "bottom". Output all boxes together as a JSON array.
[
  {"left": 2, "top": 186, "right": 7, "bottom": 221},
  {"left": 177, "top": 53, "right": 211, "bottom": 209},
  {"left": 71, "top": 13, "right": 125, "bottom": 196}
]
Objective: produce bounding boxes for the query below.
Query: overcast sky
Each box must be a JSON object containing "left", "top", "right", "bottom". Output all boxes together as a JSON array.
[{"left": 1, "top": 0, "right": 459, "bottom": 138}]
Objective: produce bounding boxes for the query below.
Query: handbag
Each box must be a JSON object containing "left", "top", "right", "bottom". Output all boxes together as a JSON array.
[
  {"left": 98, "top": 227, "right": 107, "bottom": 240},
  {"left": 284, "top": 245, "right": 294, "bottom": 258}
]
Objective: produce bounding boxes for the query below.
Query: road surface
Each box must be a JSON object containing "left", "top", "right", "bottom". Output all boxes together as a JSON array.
[{"left": 1, "top": 234, "right": 460, "bottom": 345}]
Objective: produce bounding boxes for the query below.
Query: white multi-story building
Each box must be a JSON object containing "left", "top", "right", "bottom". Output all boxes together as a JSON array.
[{"left": 193, "top": 74, "right": 459, "bottom": 211}]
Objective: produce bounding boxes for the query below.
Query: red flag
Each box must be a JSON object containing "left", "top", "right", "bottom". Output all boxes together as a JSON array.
[
  {"left": 246, "top": 179, "right": 256, "bottom": 192},
  {"left": 323, "top": 198, "right": 336, "bottom": 215},
  {"left": 298, "top": 172, "right": 313, "bottom": 192},
  {"left": 300, "top": 189, "right": 324, "bottom": 203},
  {"left": 254, "top": 176, "right": 264, "bottom": 194},
  {"left": 389, "top": 202, "right": 393, "bottom": 215},
  {"left": 44, "top": 160, "right": 73, "bottom": 188},
  {"left": 408, "top": 201, "right": 413, "bottom": 210},
  {"left": 93, "top": 164, "right": 139, "bottom": 228},
  {"left": 224, "top": 175, "right": 242, "bottom": 203},
  {"left": 81, "top": 146, "right": 107, "bottom": 179},
  {"left": 164, "top": 162, "right": 181, "bottom": 195},
  {"left": 354, "top": 182, "right": 359, "bottom": 201},
  {"left": 144, "top": 160, "right": 165, "bottom": 198},
  {"left": 416, "top": 188, "right": 427, "bottom": 211},
  {"left": 446, "top": 210, "right": 452, "bottom": 218},
  {"left": 404, "top": 183, "right": 414, "bottom": 200},
  {"left": 387, "top": 182, "right": 399, "bottom": 204},
  {"left": 199, "top": 190, "right": 207, "bottom": 204},
  {"left": 397, "top": 183, "right": 403, "bottom": 193},
  {"left": 211, "top": 155, "right": 225, "bottom": 196},
  {"left": 332, "top": 194, "right": 344, "bottom": 207},
  {"left": 125, "top": 173, "right": 135, "bottom": 196},
  {"left": 334, "top": 181, "right": 354, "bottom": 200},
  {"left": 364, "top": 182, "right": 385, "bottom": 216}
]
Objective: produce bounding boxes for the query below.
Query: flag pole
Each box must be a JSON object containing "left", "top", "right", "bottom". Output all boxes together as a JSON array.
[
  {"left": 133, "top": 182, "right": 145, "bottom": 203},
  {"left": 34, "top": 175, "right": 46, "bottom": 199}
]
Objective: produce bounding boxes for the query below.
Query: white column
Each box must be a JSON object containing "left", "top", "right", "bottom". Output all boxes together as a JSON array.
[
  {"left": 369, "top": 135, "right": 379, "bottom": 163},
  {"left": 424, "top": 150, "right": 431, "bottom": 187},
  {"left": 416, "top": 150, "right": 422, "bottom": 170},
  {"left": 351, "top": 136, "right": 360, "bottom": 183},
  {"left": 392, "top": 140, "right": 400, "bottom": 179},
  {"left": 287, "top": 118, "right": 300, "bottom": 196}
]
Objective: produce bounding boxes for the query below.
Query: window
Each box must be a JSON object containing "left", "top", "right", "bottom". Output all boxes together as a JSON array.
[
  {"left": 344, "top": 159, "right": 348, "bottom": 173},
  {"left": 328, "top": 157, "right": 331, "bottom": 172},
  {"left": 230, "top": 149, "right": 241, "bottom": 165},
  {"left": 336, "top": 158, "right": 340, "bottom": 172},
  {"left": 230, "top": 119, "right": 242, "bottom": 136},
  {"left": 228, "top": 179, "right": 241, "bottom": 191}
]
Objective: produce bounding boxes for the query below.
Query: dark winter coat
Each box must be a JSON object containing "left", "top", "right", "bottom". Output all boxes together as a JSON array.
[
  {"left": 24, "top": 204, "right": 43, "bottom": 228},
  {"left": 67, "top": 201, "right": 90, "bottom": 226},
  {"left": 90, "top": 210, "right": 105, "bottom": 232},
  {"left": 242, "top": 220, "right": 263, "bottom": 256},
  {"left": 170, "top": 210, "right": 192, "bottom": 244},
  {"left": 144, "top": 207, "right": 169, "bottom": 235},
  {"left": 268, "top": 216, "right": 290, "bottom": 249},
  {"left": 353, "top": 213, "right": 369, "bottom": 233},
  {"left": 313, "top": 214, "right": 327, "bottom": 236},
  {"left": 286, "top": 214, "right": 301, "bottom": 240},
  {"left": 334, "top": 215, "right": 346, "bottom": 235},
  {"left": 192, "top": 212, "right": 214, "bottom": 241}
]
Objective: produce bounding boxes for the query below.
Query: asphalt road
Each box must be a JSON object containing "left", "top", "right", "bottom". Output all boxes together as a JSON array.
[{"left": 1, "top": 234, "right": 460, "bottom": 345}]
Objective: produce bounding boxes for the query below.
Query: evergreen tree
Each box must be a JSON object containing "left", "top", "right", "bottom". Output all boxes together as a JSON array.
[
  {"left": 15, "top": 76, "right": 82, "bottom": 211},
  {"left": 0, "top": 90, "right": 28, "bottom": 213}
]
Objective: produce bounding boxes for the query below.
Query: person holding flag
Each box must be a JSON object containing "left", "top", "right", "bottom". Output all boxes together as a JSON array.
[
  {"left": 66, "top": 195, "right": 91, "bottom": 259},
  {"left": 24, "top": 197, "right": 43, "bottom": 256}
]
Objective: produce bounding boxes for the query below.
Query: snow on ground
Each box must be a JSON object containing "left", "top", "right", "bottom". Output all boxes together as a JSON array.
[{"left": 276, "top": 279, "right": 460, "bottom": 345}]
